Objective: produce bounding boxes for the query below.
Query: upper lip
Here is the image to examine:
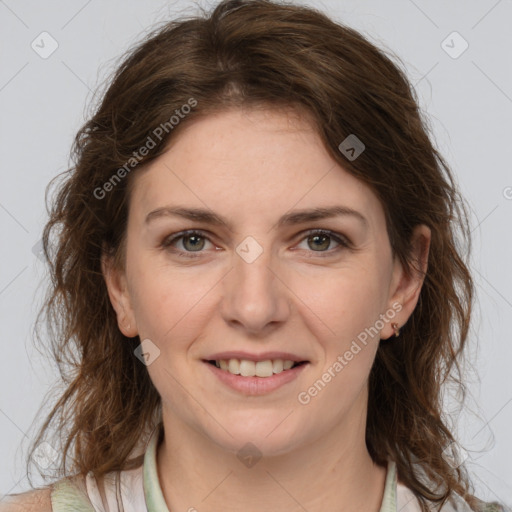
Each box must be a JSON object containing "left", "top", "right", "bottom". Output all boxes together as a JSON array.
[{"left": 204, "top": 351, "right": 309, "bottom": 363}]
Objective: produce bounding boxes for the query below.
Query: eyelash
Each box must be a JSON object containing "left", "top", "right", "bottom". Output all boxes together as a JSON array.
[{"left": 160, "top": 229, "right": 351, "bottom": 259}]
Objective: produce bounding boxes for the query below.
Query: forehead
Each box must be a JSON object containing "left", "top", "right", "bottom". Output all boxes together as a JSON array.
[{"left": 129, "top": 108, "right": 385, "bottom": 231}]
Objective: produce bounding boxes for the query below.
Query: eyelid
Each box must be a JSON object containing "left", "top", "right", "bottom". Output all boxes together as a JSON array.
[{"left": 161, "top": 228, "right": 351, "bottom": 258}]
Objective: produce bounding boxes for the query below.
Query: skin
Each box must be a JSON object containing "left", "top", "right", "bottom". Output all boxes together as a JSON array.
[{"left": 103, "top": 107, "right": 431, "bottom": 512}]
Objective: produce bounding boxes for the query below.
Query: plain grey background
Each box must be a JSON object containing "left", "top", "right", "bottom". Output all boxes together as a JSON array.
[{"left": 1, "top": 0, "right": 511, "bottom": 506}]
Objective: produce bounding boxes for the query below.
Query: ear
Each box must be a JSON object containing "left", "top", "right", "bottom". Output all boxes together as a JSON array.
[
  {"left": 101, "top": 250, "right": 138, "bottom": 338},
  {"left": 382, "top": 224, "right": 431, "bottom": 339}
]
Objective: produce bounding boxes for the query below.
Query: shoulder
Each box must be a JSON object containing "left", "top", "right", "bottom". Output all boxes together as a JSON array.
[
  {"left": 0, "top": 486, "right": 53, "bottom": 511},
  {"left": 0, "top": 475, "right": 96, "bottom": 512}
]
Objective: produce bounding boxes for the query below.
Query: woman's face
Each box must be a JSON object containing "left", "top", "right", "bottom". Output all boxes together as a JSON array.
[{"left": 104, "top": 107, "right": 429, "bottom": 456}]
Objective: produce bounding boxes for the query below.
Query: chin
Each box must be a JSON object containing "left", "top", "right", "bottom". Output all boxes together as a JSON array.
[{"left": 205, "top": 418, "right": 303, "bottom": 458}]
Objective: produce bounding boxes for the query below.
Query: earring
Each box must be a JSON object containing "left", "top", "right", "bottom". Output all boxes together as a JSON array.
[{"left": 391, "top": 322, "right": 400, "bottom": 337}]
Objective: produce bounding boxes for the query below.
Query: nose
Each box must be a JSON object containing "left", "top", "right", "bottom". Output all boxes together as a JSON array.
[{"left": 220, "top": 241, "right": 291, "bottom": 335}]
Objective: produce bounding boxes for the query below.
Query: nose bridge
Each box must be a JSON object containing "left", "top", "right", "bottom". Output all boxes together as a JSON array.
[{"left": 221, "top": 235, "right": 289, "bottom": 331}]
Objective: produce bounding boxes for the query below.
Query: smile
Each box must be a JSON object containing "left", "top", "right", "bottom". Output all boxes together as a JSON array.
[
  {"left": 203, "top": 359, "right": 309, "bottom": 395},
  {"left": 207, "top": 358, "right": 307, "bottom": 377}
]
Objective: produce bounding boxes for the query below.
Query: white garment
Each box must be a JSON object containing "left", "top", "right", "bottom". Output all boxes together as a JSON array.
[{"left": 85, "top": 465, "right": 147, "bottom": 512}]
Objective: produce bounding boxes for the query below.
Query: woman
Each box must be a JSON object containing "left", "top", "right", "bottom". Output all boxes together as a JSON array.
[{"left": 1, "top": 0, "right": 508, "bottom": 511}]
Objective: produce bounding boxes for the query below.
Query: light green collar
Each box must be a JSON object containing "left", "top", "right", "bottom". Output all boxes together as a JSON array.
[
  {"left": 142, "top": 423, "right": 398, "bottom": 512},
  {"left": 143, "top": 423, "right": 170, "bottom": 511}
]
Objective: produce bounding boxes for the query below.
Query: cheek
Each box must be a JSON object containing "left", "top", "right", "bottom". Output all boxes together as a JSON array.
[
  {"left": 299, "top": 270, "right": 387, "bottom": 404},
  {"left": 128, "top": 261, "right": 219, "bottom": 343},
  {"left": 299, "top": 265, "right": 388, "bottom": 341}
]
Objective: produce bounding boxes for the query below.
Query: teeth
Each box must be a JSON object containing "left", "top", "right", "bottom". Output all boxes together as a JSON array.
[{"left": 213, "top": 359, "right": 301, "bottom": 377}]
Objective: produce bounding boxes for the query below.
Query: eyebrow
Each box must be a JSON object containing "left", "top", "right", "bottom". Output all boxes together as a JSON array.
[{"left": 145, "top": 205, "right": 368, "bottom": 230}]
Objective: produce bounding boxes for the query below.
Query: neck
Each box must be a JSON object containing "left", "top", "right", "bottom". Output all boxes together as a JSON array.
[{"left": 156, "top": 409, "right": 388, "bottom": 512}]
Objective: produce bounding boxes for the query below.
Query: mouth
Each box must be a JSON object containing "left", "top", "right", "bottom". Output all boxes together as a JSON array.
[
  {"left": 203, "top": 358, "right": 309, "bottom": 378},
  {"left": 202, "top": 358, "right": 310, "bottom": 395}
]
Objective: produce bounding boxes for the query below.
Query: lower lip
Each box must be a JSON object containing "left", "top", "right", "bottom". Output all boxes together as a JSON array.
[{"left": 203, "top": 361, "right": 309, "bottom": 395}]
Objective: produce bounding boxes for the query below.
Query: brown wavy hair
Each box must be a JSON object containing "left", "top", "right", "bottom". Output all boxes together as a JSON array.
[{"left": 23, "top": 1, "right": 502, "bottom": 510}]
